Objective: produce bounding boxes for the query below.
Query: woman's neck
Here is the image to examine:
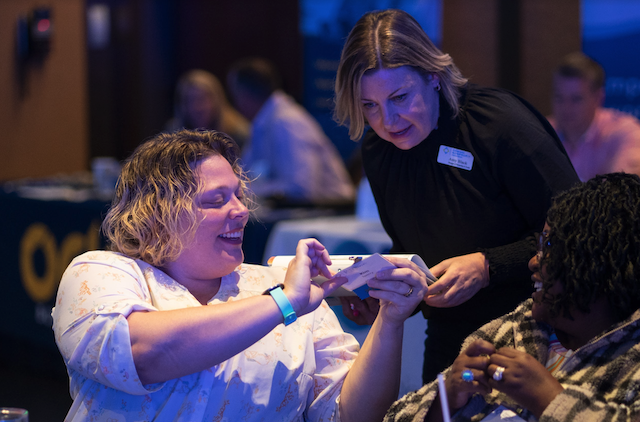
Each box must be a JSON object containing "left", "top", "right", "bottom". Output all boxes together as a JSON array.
[{"left": 556, "top": 297, "right": 619, "bottom": 350}]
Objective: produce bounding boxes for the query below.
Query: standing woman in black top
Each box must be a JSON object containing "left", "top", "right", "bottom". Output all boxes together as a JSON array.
[{"left": 333, "top": 8, "right": 579, "bottom": 383}]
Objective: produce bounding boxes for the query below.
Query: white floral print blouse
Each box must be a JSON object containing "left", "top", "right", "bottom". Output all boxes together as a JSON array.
[{"left": 52, "top": 251, "right": 359, "bottom": 422}]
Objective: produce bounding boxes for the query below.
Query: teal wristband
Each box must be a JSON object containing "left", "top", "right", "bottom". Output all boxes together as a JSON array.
[{"left": 264, "top": 284, "right": 297, "bottom": 325}]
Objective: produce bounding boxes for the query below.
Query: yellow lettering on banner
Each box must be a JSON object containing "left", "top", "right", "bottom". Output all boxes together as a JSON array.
[
  {"left": 19, "top": 221, "right": 102, "bottom": 303},
  {"left": 20, "top": 223, "right": 57, "bottom": 302}
]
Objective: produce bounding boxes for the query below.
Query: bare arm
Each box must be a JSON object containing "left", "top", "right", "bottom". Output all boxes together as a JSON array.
[
  {"left": 128, "top": 296, "right": 285, "bottom": 384},
  {"left": 339, "top": 257, "right": 430, "bottom": 422},
  {"left": 129, "top": 239, "right": 343, "bottom": 385}
]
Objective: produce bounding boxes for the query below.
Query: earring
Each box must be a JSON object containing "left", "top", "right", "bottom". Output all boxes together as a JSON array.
[{"left": 435, "top": 82, "right": 441, "bottom": 92}]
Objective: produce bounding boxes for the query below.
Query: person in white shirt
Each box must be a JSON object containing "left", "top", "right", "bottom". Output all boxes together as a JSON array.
[
  {"left": 52, "top": 129, "right": 429, "bottom": 422},
  {"left": 227, "top": 57, "right": 355, "bottom": 206}
]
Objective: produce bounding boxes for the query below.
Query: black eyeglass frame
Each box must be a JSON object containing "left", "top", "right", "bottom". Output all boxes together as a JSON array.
[{"left": 537, "top": 231, "right": 550, "bottom": 261}]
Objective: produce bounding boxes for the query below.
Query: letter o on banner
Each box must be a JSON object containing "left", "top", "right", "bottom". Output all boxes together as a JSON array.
[{"left": 20, "top": 222, "right": 58, "bottom": 302}]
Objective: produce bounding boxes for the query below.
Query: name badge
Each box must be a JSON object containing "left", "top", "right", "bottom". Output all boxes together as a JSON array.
[{"left": 436, "top": 145, "right": 474, "bottom": 171}]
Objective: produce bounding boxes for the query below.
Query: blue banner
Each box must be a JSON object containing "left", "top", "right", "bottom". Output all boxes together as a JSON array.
[{"left": 583, "top": 0, "right": 640, "bottom": 118}]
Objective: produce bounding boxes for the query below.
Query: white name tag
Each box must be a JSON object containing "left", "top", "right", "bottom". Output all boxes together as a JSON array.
[{"left": 436, "top": 145, "right": 474, "bottom": 171}]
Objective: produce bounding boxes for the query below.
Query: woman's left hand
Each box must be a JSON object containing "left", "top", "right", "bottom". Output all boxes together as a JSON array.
[
  {"left": 445, "top": 340, "right": 495, "bottom": 412},
  {"left": 487, "top": 347, "right": 565, "bottom": 418},
  {"left": 366, "top": 256, "right": 430, "bottom": 325}
]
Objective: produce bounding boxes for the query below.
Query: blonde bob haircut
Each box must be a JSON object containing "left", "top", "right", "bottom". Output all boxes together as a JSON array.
[
  {"left": 101, "top": 129, "right": 251, "bottom": 267},
  {"left": 334, "top": 9, "right": 468, "bottom": 141}
]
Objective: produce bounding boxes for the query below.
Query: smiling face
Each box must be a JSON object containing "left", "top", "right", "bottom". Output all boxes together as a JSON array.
[
  {"left": 529, "top": 223, "right": 553, "bottom": 319},
  {"left": 360, "top": 66, "right": 440, "bottom": 150},
  {"left": 528, "top": 223, "right": 617, "bottom": 350},
  {"left": 162, "top": 155, "right": 249, "bottom": 298}
]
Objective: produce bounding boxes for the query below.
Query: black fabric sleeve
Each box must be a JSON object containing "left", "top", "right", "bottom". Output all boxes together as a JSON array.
[
  {"left": 368, "top": 181, "right": 404, "bottom": 253},
  {"left": 479, "top": 237, "right": 536, "bottom": 288},
  {"left": 361, "top": 133, "right": 405, "bottom": 254},
  {"left": 464, "top": 87, "right": 579, "bottom": 287}
]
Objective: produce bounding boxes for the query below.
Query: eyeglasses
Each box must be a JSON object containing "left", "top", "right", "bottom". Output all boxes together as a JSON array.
[{"left": 537, "top": 231, "right": 550, "bottom": 261}]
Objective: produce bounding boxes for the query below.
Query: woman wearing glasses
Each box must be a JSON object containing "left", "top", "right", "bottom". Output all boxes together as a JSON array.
[{"left": 384, "top": 173, "right": 640, "bottom": 422}]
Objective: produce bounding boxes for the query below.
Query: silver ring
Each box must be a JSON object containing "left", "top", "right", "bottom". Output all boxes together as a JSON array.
[
  {"left": 404, "top": 286, "right": 413, "bottom": 297},
  {"left": 461, "top": 369, "right": 474, "bottom": 382},
  {"left": 493, "top": 366, "right": 505, "bottom": 381}
]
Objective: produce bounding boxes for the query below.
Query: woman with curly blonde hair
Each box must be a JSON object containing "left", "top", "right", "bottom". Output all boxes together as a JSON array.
[
  {"left": 102, "top": 129, "right": 250, "bottom": 267},
  {"left": 52, "top": 129, "right": 430, "bottom": 422}
]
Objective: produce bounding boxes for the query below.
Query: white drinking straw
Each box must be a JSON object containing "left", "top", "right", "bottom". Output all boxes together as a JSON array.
[{"left": 437, "top": 373, "right": 451, "bottom": 422}]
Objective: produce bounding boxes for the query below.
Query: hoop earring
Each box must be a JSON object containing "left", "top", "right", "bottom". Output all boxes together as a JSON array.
[{"left": 435, "top": 82, "right": 441, "bottom": 92}]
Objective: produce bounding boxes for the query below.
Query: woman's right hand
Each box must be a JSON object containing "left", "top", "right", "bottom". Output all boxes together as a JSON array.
[
  {"left": 282, "top": 238, "right": 346, "bottom": 316},
  {"left": 444, "top": 339, "right": 496, "bottom": 412},
  {"left": 339, "top": 296, "right": 379, "bottom": 325},
  {"left": 424, "top": 252, "right": 490, "bottom": 308}
]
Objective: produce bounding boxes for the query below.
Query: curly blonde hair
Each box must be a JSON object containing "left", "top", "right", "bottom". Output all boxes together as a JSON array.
[
  {"left": 101, "top": 129, "right": 252, "bottom": 267},
  {"left": 334, "top": 9, "right": 468, "bottom": 141}
]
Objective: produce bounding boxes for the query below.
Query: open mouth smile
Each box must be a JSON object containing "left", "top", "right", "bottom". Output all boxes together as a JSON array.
[
  {"left": 389, "top": 126, "right": 410, "bottom": 136},
  {"left": 219, "top": 230, "right": 243, "bottom": 241}
]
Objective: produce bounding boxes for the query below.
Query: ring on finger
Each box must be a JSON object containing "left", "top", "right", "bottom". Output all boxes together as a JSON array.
[
  {"left": 404, "top": 286, "right": 413, "bottom": 297},
  {"left": 461, "top": 369, "right": 474, "bottom": 382},
  {"left": 493, "top": 366, "right": 505, "bottom": 381}
]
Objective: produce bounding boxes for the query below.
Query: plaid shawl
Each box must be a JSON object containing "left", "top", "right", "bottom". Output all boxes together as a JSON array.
[{"left": 384, "top": 299, "right": 640, "bottom": 422}]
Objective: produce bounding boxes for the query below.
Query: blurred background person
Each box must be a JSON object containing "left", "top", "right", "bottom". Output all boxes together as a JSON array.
[
  {"left": 384, "top": 173, "right": 640, "bottom": 422},
  {"left": 166, "top": 69, "right": 250, "bottom": 149},
  {"left": 548, "top": 52, "right": 640, "bottom": 181},
  {"left": 227, "top": 57, "right": 355, "bottom": 207}
]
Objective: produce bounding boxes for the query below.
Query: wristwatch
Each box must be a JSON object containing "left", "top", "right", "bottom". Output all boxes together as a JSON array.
[{"left": 263, "top": 284, "right": 297, "bottom": 326}]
